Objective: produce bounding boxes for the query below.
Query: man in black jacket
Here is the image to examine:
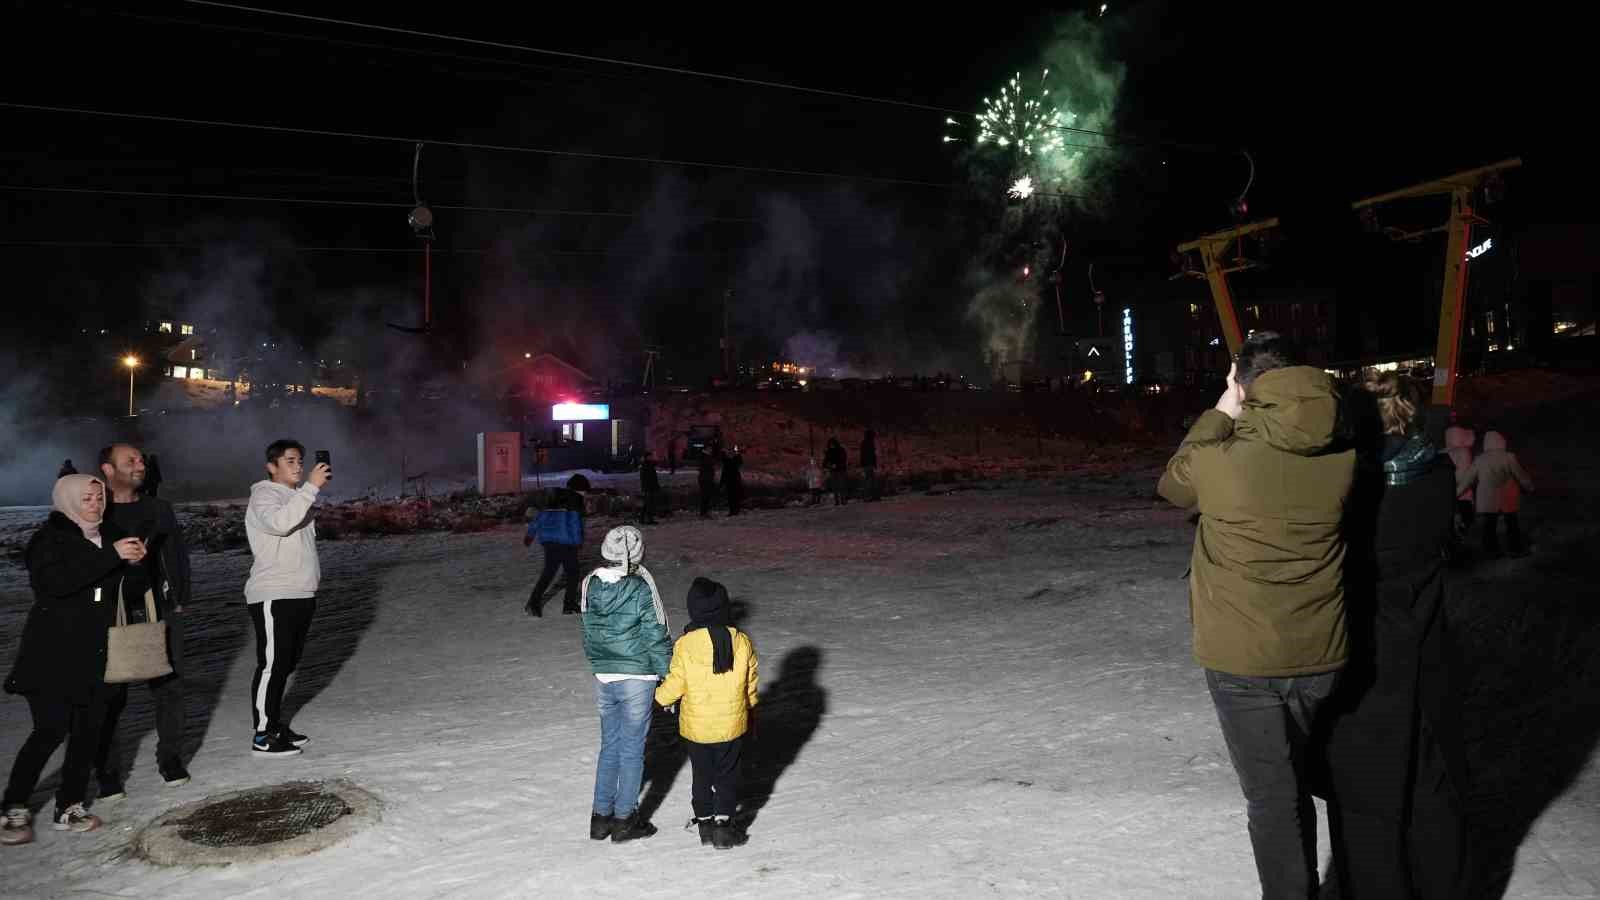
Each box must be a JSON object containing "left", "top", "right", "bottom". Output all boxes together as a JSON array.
[
  {"left": 698, "top": 449, "right": 719, "bottom": 518},
  {"left": 638, "top": 451, "right": 661, "bottom": 524},
  {"left": 824, "top": 438, "right": 848, "bottom": 506},
  {"left": 94, "top": 443, "right": 193, "bottom": 794},
  {"left": 721, "top": 445, "right": 745, "bottom": 516},
  {"left": 860, "top": 430, "right": 879, "bottom": 502}
]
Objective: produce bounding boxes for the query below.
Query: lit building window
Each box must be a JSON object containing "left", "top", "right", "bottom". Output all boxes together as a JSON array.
[
  {"left": 1248, "top": 305, "right": 1261, "bottom": 320},
  {"left": 172, "top": 365, "right": 188, "bottom": 378},
  {"left": 188, "top": 368, "right": 203, "bottom": 380},
  {"left": 159, "top": 322, "right": 173, "bottom": 333},
  {"left": 191, "top": 349, "right": 198, "bottom": 360},
  {"left": 1188, "top": 303, "right": 1199, "bottom": 316},
  {"left": 180, "top": 324, "right": 195, "bottom": 335}
]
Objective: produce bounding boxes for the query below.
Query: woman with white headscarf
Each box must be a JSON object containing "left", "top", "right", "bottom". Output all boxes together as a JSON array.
[
  {"left": 579, "top": 525, "right": 672, "bottom": 844},
  {"left": 2, "top": 476, "right": 145, "bottom": 846}
]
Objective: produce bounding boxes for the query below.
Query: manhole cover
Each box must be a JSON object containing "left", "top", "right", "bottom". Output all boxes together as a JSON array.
[{"left": 135, "top": 780, "right": 380, "bottom": 866}]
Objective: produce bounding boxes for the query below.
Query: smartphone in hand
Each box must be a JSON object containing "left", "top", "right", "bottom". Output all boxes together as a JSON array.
[{"left": 315, "top": 450, "right": 331, "bottom": 468}]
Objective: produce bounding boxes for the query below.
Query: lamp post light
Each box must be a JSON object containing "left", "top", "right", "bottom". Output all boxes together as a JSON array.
[{"left": 123, "top": 355, "right": 139, "bottom": 416}]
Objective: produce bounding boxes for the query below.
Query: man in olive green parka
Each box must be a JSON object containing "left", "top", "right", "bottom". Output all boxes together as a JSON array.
[{"left": 1158, "top": 331, "right": 1355, "bottom": 899}]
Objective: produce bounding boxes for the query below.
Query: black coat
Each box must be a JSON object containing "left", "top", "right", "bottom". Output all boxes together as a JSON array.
[
  {"left": 720, "top": 454, "right": 744, "bottom": 489},
  {"left": 698, "top": 456, "right": 718, "bottom": 487},
  {"left": 640, "top": 461, "right": 661, "bottom": 493},
  {"left": 824, "top": 443, "right": 847, "bottom": 473},
  {"left": 5, "top": 512, "right": 128, "bottom": 702},
  {"left": 106, "top": 495, "right": 191, "bottom": 614},
  {"left": 1318, "top": 447, "right": 1466, "bottom": 816},
  {"left": 860, "top": 435, "right": 878, "bottom": 468}
]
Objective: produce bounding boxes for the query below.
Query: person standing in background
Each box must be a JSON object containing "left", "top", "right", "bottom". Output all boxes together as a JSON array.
[
  {"left": 638, "top": 452, "right": 661, "bottom": 525},
  {"left": 698, "top": 450, "right": 719, "bottom": 519},
  {"left": 142, "top": 454, "right": 163, "bottom": 499},
  {"left": 860, "top": 430, "right": 879, "bottom": 502},
  {"left": 721, "top": 445, "right": 745, "bottom": 517}
]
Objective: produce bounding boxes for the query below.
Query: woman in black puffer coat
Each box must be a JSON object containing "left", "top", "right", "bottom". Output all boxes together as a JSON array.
[
  {"left": 2, "top": 475, "right": 145, "bottom": 845},
  {"left": 1317, "top": 373, "right": 1468, "bottom": 899}
]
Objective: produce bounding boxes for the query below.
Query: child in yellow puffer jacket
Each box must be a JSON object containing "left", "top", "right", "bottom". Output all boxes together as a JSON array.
[{"left": 654, "top": 577, "right": 758, "bottom": 850}]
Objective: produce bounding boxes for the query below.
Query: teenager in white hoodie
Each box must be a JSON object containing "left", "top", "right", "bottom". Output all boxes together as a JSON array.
[{"left": 244, "top": 440, "right": 330, "bottom": 757}]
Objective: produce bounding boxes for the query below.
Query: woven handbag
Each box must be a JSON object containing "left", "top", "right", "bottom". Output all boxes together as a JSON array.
[{"left": 104, "top": 582, "right": 172, "bottom": 684}]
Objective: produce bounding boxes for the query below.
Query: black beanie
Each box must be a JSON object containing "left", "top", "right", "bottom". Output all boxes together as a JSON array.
[{"left": 685, "top": 577, "right": 734, "bottom": 674}]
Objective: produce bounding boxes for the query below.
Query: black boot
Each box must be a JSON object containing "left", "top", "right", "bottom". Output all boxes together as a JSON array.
[
  {"left": 687, "top": 817, "right": 713, "bottom": 846},
  {"left": 609, "top": 811, "right": 657, "bottom": 843},
  {"left": 589, "top": 813, "right": 614, "bottom": 840},
  {"left": 711, "top": 817, "right": 745, "bottom": 850}
]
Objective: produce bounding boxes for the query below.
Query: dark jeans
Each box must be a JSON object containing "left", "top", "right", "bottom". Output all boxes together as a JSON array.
[
  {"left": 529, "top": 544, "right": 581, "bottom": 613},
  {"left": 639, "top": 490, "right": 659, "bottom": 524},
  {"left": 248, "top": 597, "right": 317, "bottom": 734},
  {"left": 97, "top": 608, "right": 187, "bottom": 778},
  {"left": 1480, "top": 512, "right": 1523, "bottom": 555},
  {"left": 699, "top": 483, "right": 716, "bottom": 517},
  {"left": 5, "top": 688, "right": 110, "bottom": 810},
  {"left": 686, "top": 736, "right": 742, "bottom": 818},
  {"left": 862, "top": 466, "right": 878, "bottom": 501},
  {"left": 1207, "top": 668, "right": 1340, "bottom": 900},
  {"left": 725, "top": 484, "right": 743, "bottom": 516}
]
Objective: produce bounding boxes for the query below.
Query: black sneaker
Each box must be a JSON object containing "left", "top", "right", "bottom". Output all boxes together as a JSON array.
[
  {"left": 158, "top": 759, "right": 190, "bottom": 788},
  {"left": 589, "top": 813, "right": 614, "bottom": 841},
  {"left": 609, "top": 811, "right": 657, "bottom": 843},
  {"left": 252, "top": 731, "right": 302, "bottom": 757},
  {"left": 711, "top": 818, "right": 746, "bottom": 850},
  {"left": 275, "top": 725, "right": 310, "bottom": 748},
  {"left": 686, "top": 817, "right": 713, "bottom": 846}
]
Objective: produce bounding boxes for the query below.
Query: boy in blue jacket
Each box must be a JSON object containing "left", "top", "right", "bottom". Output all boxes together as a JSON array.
[{"left": 524, "top": 482, "right": 585, "bottom": 617}]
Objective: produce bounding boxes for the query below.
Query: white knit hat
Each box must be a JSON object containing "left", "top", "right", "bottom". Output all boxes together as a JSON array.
[{"left": 600, "top": 525, "right": 644, "bottom": 567}]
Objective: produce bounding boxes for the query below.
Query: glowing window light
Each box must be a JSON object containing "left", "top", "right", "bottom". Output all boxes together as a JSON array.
[
  {"left": 552, "top": 402, "right": 609, "bottom": 421},
  {"left": 1122, "top": 307, "right": 1135, "bottom": 385}
]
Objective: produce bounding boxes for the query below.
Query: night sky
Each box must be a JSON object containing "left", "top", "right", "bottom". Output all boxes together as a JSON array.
[{"left": 0, "top": 2, "right": 1564, "bottom": 392}]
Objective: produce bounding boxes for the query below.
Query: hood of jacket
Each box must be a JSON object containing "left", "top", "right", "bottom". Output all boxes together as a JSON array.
[
  {"left": 1445, "top": 426, "right": 1475, "bottom": 450},
  {"left": 1233, "top": 367, "right": 1343, "bottom": 457}
]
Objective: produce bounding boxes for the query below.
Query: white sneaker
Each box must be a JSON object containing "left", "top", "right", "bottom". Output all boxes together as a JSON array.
[{"left": 52, "top": 803, "right": 102, "bottom": 834}]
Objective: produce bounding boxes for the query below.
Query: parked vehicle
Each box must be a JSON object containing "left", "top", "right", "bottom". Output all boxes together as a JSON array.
[{"left": 685, "top": 424, "right": 723, "bottom": 460}]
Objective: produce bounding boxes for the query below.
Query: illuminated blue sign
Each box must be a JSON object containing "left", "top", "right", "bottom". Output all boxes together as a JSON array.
[{"left": 1122, "top": 308, "right": 1135, "bottom": 385}]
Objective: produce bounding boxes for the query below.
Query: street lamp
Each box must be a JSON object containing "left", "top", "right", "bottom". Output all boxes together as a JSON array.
[{"left": 123, "top": 355, "right": 139, "bottom": 416}]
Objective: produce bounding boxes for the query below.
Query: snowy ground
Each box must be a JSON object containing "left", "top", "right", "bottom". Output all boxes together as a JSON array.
[{"left": 1, "top": 466, "right": 1597, "bottom": 897}]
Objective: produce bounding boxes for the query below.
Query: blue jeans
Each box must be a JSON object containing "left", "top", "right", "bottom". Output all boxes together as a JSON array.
[
  {"left": 592, "top": 678, "right": 655, "bottom": 818},
  {"left": 1207, "top": 668, "right": 1340, "bottom": 900}
]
